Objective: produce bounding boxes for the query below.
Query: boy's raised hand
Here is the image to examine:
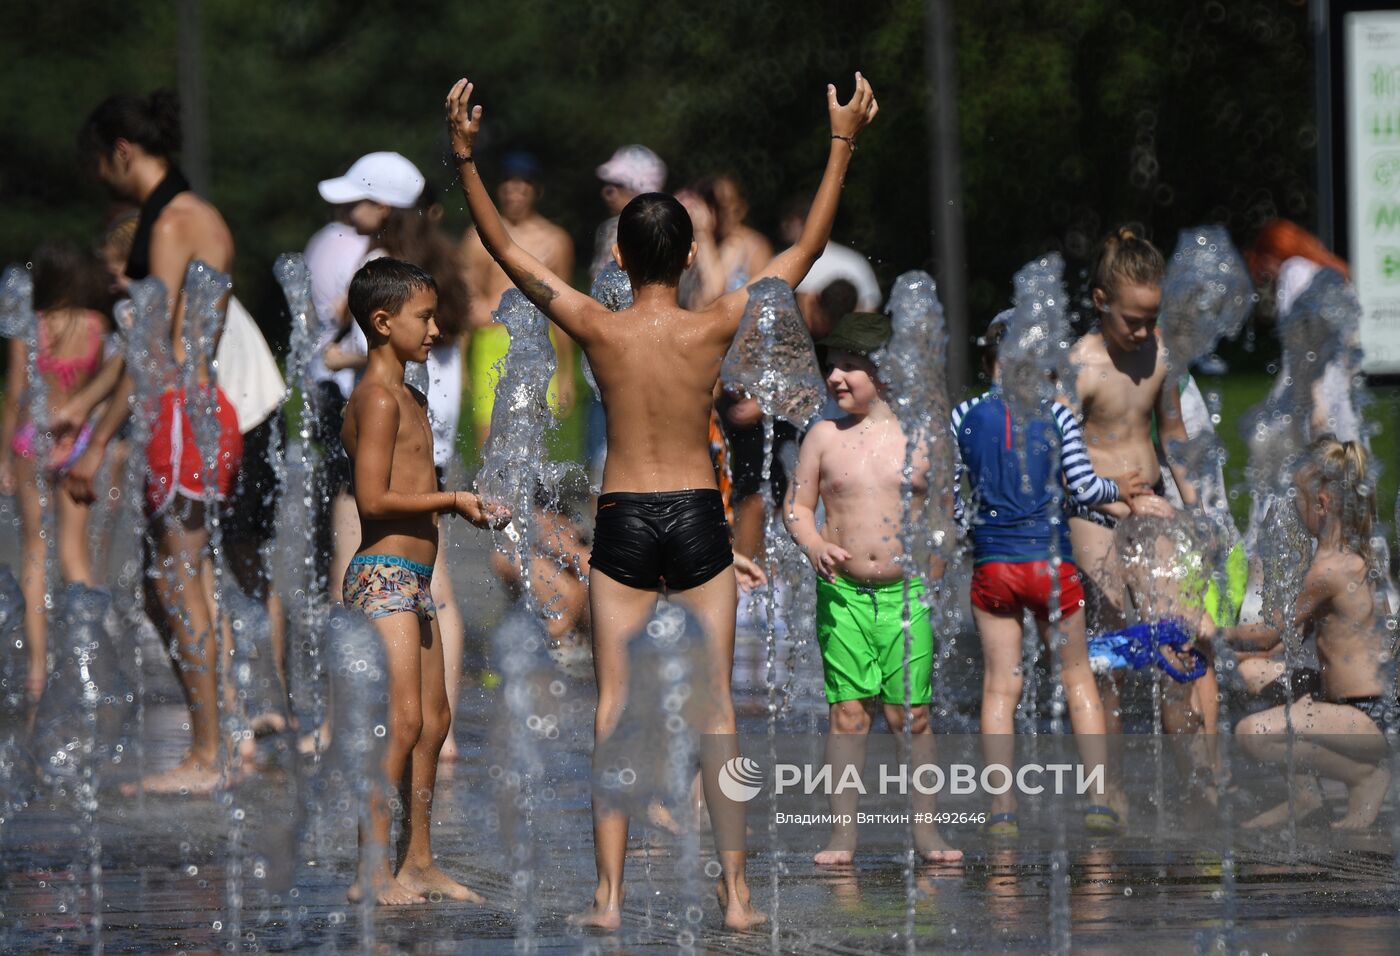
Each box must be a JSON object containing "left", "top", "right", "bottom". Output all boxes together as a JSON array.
[
  {"left": 445, "top": 78, "right": 483, "bottom": 158},
  {"left": 827, "top": 72, "right": 879, "bottom": 144},
  {"left": 805, "top": 540, "right": 852, "bottom": 582}
]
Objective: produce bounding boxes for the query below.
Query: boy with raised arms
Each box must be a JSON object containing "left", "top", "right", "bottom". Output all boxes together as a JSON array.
[{"left": 445, "top": 71, "right": 877, "bottom": 930}]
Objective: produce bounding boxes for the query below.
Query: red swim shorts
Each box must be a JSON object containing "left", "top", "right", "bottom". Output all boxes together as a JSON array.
[
  {"left": 971, "top": 560, "right": 1085, "bottom": 622},
  {"left": 146, "top": 386, "right": 243, "bottom": 517}
]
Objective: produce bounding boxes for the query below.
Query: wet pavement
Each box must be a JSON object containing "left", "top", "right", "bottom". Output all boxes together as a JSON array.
[
  {"left": 4, "top": 680, "right": 1400, "bottom": 954},
  {"left": 2, "top": 474, "right": 1399, "bottom": 953}
]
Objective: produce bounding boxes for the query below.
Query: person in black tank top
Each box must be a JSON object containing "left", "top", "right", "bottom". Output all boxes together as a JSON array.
[{"left": 74, "top": 90, "right": 253, "bottom": 796}]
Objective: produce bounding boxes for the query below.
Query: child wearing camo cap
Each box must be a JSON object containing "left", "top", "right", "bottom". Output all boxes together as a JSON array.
[{"left": 784, "top": 312, "right": 963, "bottom": 865}]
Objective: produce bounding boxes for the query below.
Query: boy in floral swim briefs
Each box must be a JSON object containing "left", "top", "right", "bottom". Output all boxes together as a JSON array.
[{"left": 339, "top": 257, "right": 501, "bottom": 906}]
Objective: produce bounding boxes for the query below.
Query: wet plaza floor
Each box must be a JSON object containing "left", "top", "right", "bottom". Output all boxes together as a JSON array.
[
  {"left": 4, "top": 669, "right": 1400, "bottom": 953},
  {"left": 2, "top": 498, "right": 1400, "bottom": 953}
]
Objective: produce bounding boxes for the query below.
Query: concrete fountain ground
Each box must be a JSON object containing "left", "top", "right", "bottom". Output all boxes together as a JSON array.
[{"left": 1, "top": 507, "right": 1397, "bottom": 955}]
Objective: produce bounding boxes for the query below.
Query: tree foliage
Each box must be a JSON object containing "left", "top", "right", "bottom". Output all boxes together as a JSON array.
[{"left": 1, "top": 0, "right": 1314, "bottom": 363}]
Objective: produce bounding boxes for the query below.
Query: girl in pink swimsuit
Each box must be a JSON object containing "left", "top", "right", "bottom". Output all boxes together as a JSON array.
[{"left": 0, "top": 242, "right": 112, "bottom": 702}]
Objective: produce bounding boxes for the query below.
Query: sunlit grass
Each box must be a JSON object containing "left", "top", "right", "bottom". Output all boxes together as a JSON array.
[{"left": 1199, "top": 373, "right": 1399, "bottom": 535}]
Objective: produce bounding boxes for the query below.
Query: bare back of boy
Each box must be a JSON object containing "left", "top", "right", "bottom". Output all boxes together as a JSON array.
[
  {"left": 802, "top": 417, "right": 930, "bottom": 582},
  {"left": 587, "top": 299, "right": 737, "bottom": 492},
  {"left": 343, "top": 381, "right": 440, "bottom": 565},
  {"left": 446, "top": 76, "right": 875, "bottom": 503}
]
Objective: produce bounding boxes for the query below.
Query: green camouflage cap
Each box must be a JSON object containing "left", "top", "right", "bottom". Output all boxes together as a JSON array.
[{"left": 817, "top": 312, "right": 892, "bottom": 357}]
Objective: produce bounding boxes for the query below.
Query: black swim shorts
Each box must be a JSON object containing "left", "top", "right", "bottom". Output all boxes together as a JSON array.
[
  {"left": 590, "top": 489, "right": 733, "bottom": 591},
  {"left": 221, "top": 414, "right": 284, "bottom": 544},
  {"left": 716, "top": 391, "right": 798, "bottom": 504},
  {"left": 312, "top": 380, "right": 351, "bottom": 497},
  {"left": 1256, "top": 667, "right": 1322, "bottom": 708},
  {"left": 1330, "top": 693, "right": 1400, "bottom": 737}
]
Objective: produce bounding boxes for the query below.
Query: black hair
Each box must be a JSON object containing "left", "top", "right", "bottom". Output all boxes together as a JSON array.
[
  {"left": 348, "top": 257, "right": 437, "bottom": 341},
  {"left": 616, "top": 193, "right": 693, "bottom": 287},
  {"left": 377, "top": 181, "right": 470, "bottom": 342},
  {"left": 79, "top": 90, "right": 182, "bottom": 161},
  {"left": 818, "top": 278, "right": 858, "bottom": 320},
  {"left": 32, "top": 241, "right": 113, "bottom": 314}
]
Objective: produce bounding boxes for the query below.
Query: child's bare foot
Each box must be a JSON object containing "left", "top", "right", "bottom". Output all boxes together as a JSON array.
[
  {"left": 1333, "top": 766, "right": 1389, "bottom": 830},
  {"left": 566, "top": 888, "right": 623, "bottom": 931},
  {"left": 394, "top": 863, "right": 484, "bottom": 903},
  {"left": 119, "top": 755, "right": 223, "bottom": 797},
  {"left": 814, "top": 823, "right": 858, "bottom": 864},
  {"left": 348, "top": 873, "right": 425, "bottom": 906},
  {"left": 813, "top": 842, "right": 856, "bottom": 865},
  {"left": 914, "top": 829, "right": 963, "bottom": 864},
  {"left": 1242, "top": 787, "right": 1324, "bottom": 830},
  {"left": 646, "top": 800, "right": 686, "bottom": 836},
  {"left": 249, "top": 712, "right": 287, "bottom": 736},
  {"left": 716, "top": 882, "right": 767, "bottom": 931}
]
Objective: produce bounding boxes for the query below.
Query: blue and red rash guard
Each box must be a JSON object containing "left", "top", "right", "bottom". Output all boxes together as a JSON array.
[{"left": 951, "top": 389, "right": 1120, "bottom": 564}]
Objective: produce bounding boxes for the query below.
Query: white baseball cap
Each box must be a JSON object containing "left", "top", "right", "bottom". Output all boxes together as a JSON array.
[{"left": 318, "top": 152, "right": 425, "bottom": 208}]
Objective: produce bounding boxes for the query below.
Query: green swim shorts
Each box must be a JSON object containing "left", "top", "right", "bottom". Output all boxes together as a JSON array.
[{"left": 814, "top": 574, "right": 934, "bottom": 706}]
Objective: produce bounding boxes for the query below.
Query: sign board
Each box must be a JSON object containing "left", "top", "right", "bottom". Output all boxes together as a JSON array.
[{"left": 1344, "top": 8, "right": 1400, "bottom": 372}]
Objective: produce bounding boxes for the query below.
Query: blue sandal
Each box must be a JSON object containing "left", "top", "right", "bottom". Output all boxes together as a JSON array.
[
  {"left": 983, "top": 812, "right": 1019, "bottom": 838},
  {"left": 1084, "top": 805, "right": 1123, "bottom": 833}
]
